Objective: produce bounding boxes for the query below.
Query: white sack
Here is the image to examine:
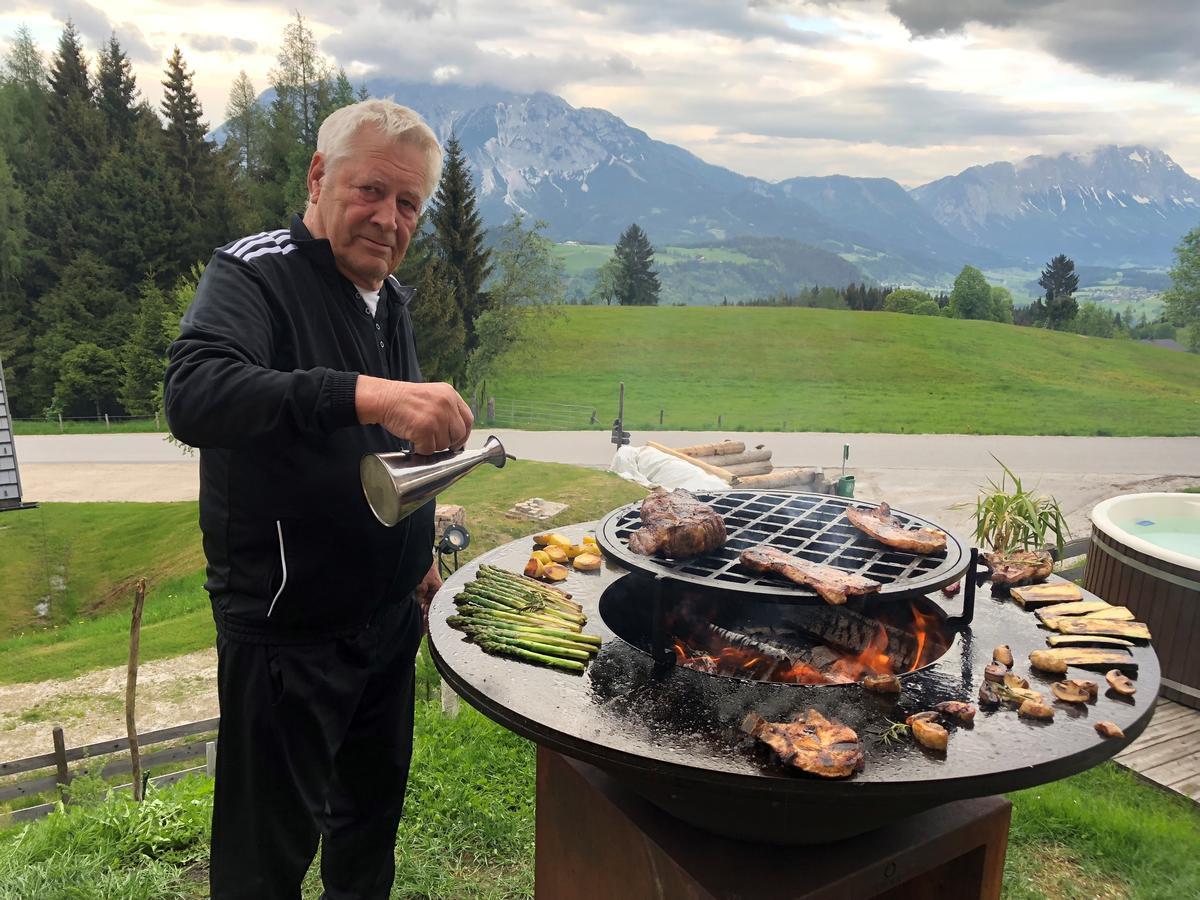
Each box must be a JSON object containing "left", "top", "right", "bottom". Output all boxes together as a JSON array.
[{"left": 608, "top": 445, "right": 730, "bottom": 492}]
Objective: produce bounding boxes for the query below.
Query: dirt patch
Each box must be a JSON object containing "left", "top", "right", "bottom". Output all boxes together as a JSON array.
[
  {"left": 1010, "top": 843, "right": 1131, "bottom": 900},
  {"left": 0, "top": 649, "right": 217, "bottom": 762}
]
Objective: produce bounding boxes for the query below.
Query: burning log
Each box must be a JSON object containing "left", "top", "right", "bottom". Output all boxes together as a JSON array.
[{"left": 783, "top": 606, "right": 925, "bottom": 671}]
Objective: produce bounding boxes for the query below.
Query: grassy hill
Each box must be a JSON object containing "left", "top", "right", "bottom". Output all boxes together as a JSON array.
[{"left": 487, "top": 306, "right": 1200, "bottom": 435}]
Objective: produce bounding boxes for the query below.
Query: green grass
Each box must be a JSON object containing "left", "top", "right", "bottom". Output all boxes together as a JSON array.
[
  {"left": 0, "top": 463, "right": 644, "bottom": 685},
  {"left": 1004, "top": 763, "right": 1200, "bottom": 898},
  {"left": 554, "top": 242, "right": 758, "bottom": 277},
  {"left": 0, "top": 503, "right": 206, "bottom": 637},
  {"left": 487, "top": 306, "right": 1200, "bottom": 435},
  {"left": 12, "top": 417, "right": 164, "bottom": 435}
]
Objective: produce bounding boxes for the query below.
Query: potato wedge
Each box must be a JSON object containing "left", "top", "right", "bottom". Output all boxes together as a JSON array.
[
  {"left": 572, "top": 553, "right": 602, "bottom": 571},
  {"left": 544, "top": 545, "right": 569, "bottom": 564},
  {"left": 542, "top": 563, "right": 570, "bottom": 582},
  {"left": 911, "top": 718, "right": 949, "bottom": 751}
]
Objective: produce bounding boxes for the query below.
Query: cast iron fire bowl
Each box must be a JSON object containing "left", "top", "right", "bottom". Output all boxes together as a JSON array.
[{"left": 428, "top": 524, "right": 1160, "bottom": 845}]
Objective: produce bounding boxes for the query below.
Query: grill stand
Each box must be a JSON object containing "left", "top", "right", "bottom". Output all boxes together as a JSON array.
[{"left": 536, "top": 746, "right": 1011, "bottom": 900}]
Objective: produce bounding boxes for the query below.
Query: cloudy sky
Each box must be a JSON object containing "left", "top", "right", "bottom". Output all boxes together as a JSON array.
[{"left": 4, "top": 0, "right": 1199, "bottom": 186}]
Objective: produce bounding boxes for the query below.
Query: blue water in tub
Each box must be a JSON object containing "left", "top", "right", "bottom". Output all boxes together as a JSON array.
[{"left": 1116, "top": 515, "right": 1200, "bottom": 559}]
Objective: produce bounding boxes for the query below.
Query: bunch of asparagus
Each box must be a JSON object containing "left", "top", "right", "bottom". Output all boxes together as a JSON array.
[{"left": 447, "top": 564, "right": 601, "bottom": 673}]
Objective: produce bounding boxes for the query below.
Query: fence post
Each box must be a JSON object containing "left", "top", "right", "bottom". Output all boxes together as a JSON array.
[
  {"left": 718, "top": 415, "right": 722, "bottom": 428},
  {"left": 104, "top": 413, "right": 110, "bottom": 430},
  {"left": 58, "top": 413, "right": 63, "bottom": 433},
  {"left": 52, "top": 726, "right": 70, "bottom": 803},
  {"left": 590, "top": 409, "right": 597, "bottom": 425},
  {"left": 486, "top": 397, "right": 495, "bottom": 424},
  {"left": 440, "top": 680, "right": 460, "bottom": 718},
  {"left": 205, "top": 741, "right": 217, "bottom": 777},
  {"left": 154, "top": 411, "right": 160, "bottom": 430},
  {"left": 659, "top": 409, "right": 664, "bottom": 426}
]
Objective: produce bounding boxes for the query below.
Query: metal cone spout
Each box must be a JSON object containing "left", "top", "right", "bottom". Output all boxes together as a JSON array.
[{"left": 361, "top": 435, "right": 511, "bottom": 526}]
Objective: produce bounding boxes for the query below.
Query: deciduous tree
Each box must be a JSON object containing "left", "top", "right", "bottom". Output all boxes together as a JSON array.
[
  {"left": 948, "top": 265, "right": 993, "bottom": 320},
  {"left": 1164, "top": 226, "right": 1200, "bottom": 352}
]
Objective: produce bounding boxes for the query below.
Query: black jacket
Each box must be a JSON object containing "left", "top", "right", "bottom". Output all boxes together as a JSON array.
[{"left": 164, "top": 215, "right": 434, "bottom": 640}]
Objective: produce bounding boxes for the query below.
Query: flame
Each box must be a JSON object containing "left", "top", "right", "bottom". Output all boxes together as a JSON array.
[
  {"left": 908, "top": 602, "right": 941, "bottom": 671},
  {"left": 673, "top": 638, "right": 839, "bottom": 685}
]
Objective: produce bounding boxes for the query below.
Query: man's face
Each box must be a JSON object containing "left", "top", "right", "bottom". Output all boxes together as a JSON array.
[{"left": 304, "top": 127, "right": 427, "bottom": 290}]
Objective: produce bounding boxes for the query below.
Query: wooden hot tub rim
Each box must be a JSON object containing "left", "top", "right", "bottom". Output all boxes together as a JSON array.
[{"left": 1085, "top": 526, "right": 1200, "bottom": 709}]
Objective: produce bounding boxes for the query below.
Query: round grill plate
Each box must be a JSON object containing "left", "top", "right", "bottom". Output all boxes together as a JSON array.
[{"left": 597, "top": 490, "right": 967, "bottom": 601}]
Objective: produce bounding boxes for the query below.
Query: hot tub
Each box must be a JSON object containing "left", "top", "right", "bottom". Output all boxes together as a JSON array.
[{"left": 1086, "top": 493, "right": 1200, "bottom": 709}]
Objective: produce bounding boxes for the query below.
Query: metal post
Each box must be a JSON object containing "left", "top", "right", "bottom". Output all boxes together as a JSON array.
[
  {"left": 58, "top": 413, "right": 63, "bottom": 432},
  {"left": 440, "top": 680, "right": 460, "bottom": 718},
  {"left": 487, "top": 397, "right": 495, "bottom": 423},
  {"left": 104, "top": 413, "right": 110, "bottom": 430},
  {"left": 205, "top": 740, "right": 217, "bottom": 777},
  {"left": 659, "top": 409, "right": 663, "bottom": 426},
  {"left": 154, "top": 411, "right": 160, "bottom": 429}
]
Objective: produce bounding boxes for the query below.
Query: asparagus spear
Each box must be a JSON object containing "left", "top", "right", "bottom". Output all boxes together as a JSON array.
[
  {"left": 477, "top": 632, "right": 592, "bottom": 661},
  {"left": 478, "top": 566, "right": 581, "bottom": 610},
  {"left": 476, "top": 639, "right": 586, "bottom": 673},
  {"left": 454, "top": 595, "right": 571, "bottom": 629},
  {"left": 472, "top": 577, "right": 584, "bottom": 617},
  {"left": 463, "top": 583, "right": 586, "bottom": 624},
  {"left": 447, "top": 615, "right": 601, "bottom": 647},
  {"left": 460, "top": 624, "right": 598, "bottom": 655},
  {"left": 455, "top": 603, "right": 583, "bottom": 632}
]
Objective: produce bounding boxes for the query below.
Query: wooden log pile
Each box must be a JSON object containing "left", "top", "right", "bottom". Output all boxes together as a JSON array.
[{"left": 662, "top": 439, "right": 830, "bottom": 492}]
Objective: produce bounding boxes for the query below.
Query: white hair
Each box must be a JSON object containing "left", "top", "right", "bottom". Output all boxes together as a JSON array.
[{"left": 316, "top": 99, "right": 443, "bottom": 202}]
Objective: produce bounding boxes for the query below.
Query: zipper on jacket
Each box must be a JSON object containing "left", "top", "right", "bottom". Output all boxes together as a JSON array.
[{"left": 266, "top": 520, "right": 288, "bottom": 618}]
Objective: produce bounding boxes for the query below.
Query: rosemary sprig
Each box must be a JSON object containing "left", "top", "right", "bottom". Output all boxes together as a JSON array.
[{"left": 870, "top": 719, "right": 911, "bottom": 749}]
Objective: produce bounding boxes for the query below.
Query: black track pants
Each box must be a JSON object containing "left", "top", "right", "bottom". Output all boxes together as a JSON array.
[{"left": 209, "top": 599, "right": 422, "bottom": 900}]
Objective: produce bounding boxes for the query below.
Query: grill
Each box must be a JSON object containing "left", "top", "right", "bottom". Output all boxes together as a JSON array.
[{"left": 598, "top": 490, "right": 967, "bottom": 600}]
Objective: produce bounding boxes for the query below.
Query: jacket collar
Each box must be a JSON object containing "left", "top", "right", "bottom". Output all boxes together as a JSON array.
[{"left": 290, "top": 214, "right": 414, "bottom": 308}]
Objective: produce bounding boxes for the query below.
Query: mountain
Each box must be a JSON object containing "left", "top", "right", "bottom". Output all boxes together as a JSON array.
[
  {"left": 360, "top": 79, "right": 994, "bottom": 281},
  {"left": 910, "top": 146, "right": 1200, "bottom": 267},
  {"left": 217, "top": 82, "right": 1200, "bottom": 281}
]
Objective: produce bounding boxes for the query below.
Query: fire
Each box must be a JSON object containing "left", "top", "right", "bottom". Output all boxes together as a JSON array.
[
  {"left": 673, "top": 639, "right": 829, "bottom": 684},
  {"left": 908, "top": 601, "right": 940, "bottom": 670},
  {"left": 827, "top": 623, "right": 892, "bottom": 682}
]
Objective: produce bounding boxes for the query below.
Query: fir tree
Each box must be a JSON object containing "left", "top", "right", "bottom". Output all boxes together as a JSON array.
[
  {"left": 48, "top": 20, "right": 90, "bottom": 109},
  {"left": 271, "top": 12, "right": 331, "bottom": 151},
  {"left": 430, "top": 134, "right": 492, "bottom": 355},
  {"left": 613, "top": 223, "right": 660, "bottom": 305},
  {"left": 225, "top": 71, "right": 265, "bottom": 177},
  {"left": 161, "top": 47, "right": 207, "bottom": 179},
  {"left": 1037, "top": 254, "right": 1080, "bottom": 330},
  {"left": 119, "top": 279, "right": 172, "bottom": 414},
  {"left": 47, "top": 21, "right": 100, "bottom": 170},
  {"left": 97, "top": 33, "right": 138, "bottom": 142}
]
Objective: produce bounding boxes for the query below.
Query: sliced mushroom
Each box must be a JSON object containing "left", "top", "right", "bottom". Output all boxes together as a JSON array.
[
  {"left": 934, "top": 701, "right": 977, "bottom": 724},
  {"left": 1029, "top": 650, "right": 1070, "bottom": 675},
  {"left": 1004, "top": 672, "right": 1030, "bottom": 691},
  {"left": 911, "top": 718, "right": 949, "bottom": 752},
  {"left": 1105, "top": 669, "right": 1136, "bottom": 696},
  {"left": 1018, "top": 699, "right": 1055, "bottom": 720},
  {"left": 984, "top": 663, "right": 1008, "bottom": 684},
  {"left": 1094, "top": 721, "right": 1125, "bottom": 739},
  {"left": 1066, "top": 678, "right": 1099, "bottom": 702},
  {"left": 1051, "top": 680, "right": 1091, "bottom": 704},
  {"left": 979, "top": 681, "right": 1001, "bottom": 708},
  {"left": 993, "top": 644, "right": 1014, "bottom": 667},
  {"left": 905, "top": 710, "right": 940, "bottom": 726},
  {"left": 863, "top": 673, "right": 902, "bottom": 694}
]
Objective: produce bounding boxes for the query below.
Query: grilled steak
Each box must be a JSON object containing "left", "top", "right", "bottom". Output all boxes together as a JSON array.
[
  {"left": 982, "top": 550, "right": 1053, "bottom": 586},
  {"left": 740, "top": 546, "right": 880, "bottom": 605},
  {"left": 741, "top": 709, "right": 864, "bottom": 778},
  {"left": 627, "top": 489, "right": 727, "bottom": 558},
  {"left": 845, "top": 502, "right": 947, "bottom": 555}
]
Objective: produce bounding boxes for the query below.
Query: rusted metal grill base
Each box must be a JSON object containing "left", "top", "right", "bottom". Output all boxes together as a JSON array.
[
  {"left": 598, "top": 490, "right": 967, "bottom": 601},
  {"left": 536, "top": 747, "right": 1010, "bottom": 900},
  {"left": 1085, "top": 526, "right": 1200, "bottom": 709}
]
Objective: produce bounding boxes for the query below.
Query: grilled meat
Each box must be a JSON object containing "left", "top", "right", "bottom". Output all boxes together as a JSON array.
[
  {"left": 740, "top": 546, "right": 880, "bottom": 605},
  {"left": 627, "top": 489, "right": 727, "bottom": 558},
  {"left": 982, "top": 550, "right": 1053, "bottom": 586},
  {"left": 741, "top": 709, "right": 864, "bottom": 778},
  {"left": 845, "top": 502, "right": 947, "bottom": 554}
]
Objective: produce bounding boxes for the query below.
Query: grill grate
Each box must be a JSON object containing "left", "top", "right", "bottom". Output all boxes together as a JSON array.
[{"left": 596, "top": 490, "right": 967, "bottom": 601}]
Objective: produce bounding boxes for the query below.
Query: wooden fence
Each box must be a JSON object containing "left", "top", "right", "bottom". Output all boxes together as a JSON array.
[{"left": 0, "top": 717, "right": 218, "bottom": 824}]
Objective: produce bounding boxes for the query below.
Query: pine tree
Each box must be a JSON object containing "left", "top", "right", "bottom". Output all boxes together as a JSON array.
[
  {"left": 46, "top": 21, "right": 100, "bottom": 170},
  {"left": 97, "top": 33, "right": 138, "bottom": 142},
  {"left": 1037, "top": 254, "right": 1080, "bottom": 330},
  {"left": 430, "top": 135, "right": 492, "bottom": 355},
  {"left": 613, "top": 223, "right": 660, "bottom": 305},
  {"left": 161, "top": 47, "right": 207, "bottom": 179},
  {"left": 225, "top": 71, "right": 265, "bottom": 177},
  {"left": 48, "top": 20, "right": 90, "bottom": 109},
  {"left": 271, "top": 12, "right": 331, "bottom": 152},
  {"left": 119, "top": 279, "right": 172, "bottom": 414}
]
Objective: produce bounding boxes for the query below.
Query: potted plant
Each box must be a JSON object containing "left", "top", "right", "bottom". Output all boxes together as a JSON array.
[{"left": 967, "top": 457, "right": 1068, "bottom": 586}]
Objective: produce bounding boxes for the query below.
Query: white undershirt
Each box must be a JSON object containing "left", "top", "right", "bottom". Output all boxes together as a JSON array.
[{"left": 359, "top": 288, "right": 381, "bottom": 317}]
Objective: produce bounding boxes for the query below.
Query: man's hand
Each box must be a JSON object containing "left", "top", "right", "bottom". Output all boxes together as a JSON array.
[
  {"left": 415, "top": 559, "right": 442, "bottom": 634},
  {"left": 355, "top": 376, "right": 473, "bottom": 455}
]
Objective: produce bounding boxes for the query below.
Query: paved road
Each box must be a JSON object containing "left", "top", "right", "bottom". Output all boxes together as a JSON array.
[
  {"left": 14, "top": 430, "right": 1200, "bottom": 473},
  {"left": 13, "top": 431, "right": 1199, "bottom": 539}
]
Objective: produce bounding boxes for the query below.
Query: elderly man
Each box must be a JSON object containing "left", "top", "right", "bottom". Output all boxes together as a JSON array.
[{"left": 164, "top": 100, "right": 472, "bottom": 899}]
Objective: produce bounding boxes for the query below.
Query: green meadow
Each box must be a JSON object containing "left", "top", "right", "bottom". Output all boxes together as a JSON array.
[{"left": 488, "top": 306, "right": 1200, "bottom": 435}]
